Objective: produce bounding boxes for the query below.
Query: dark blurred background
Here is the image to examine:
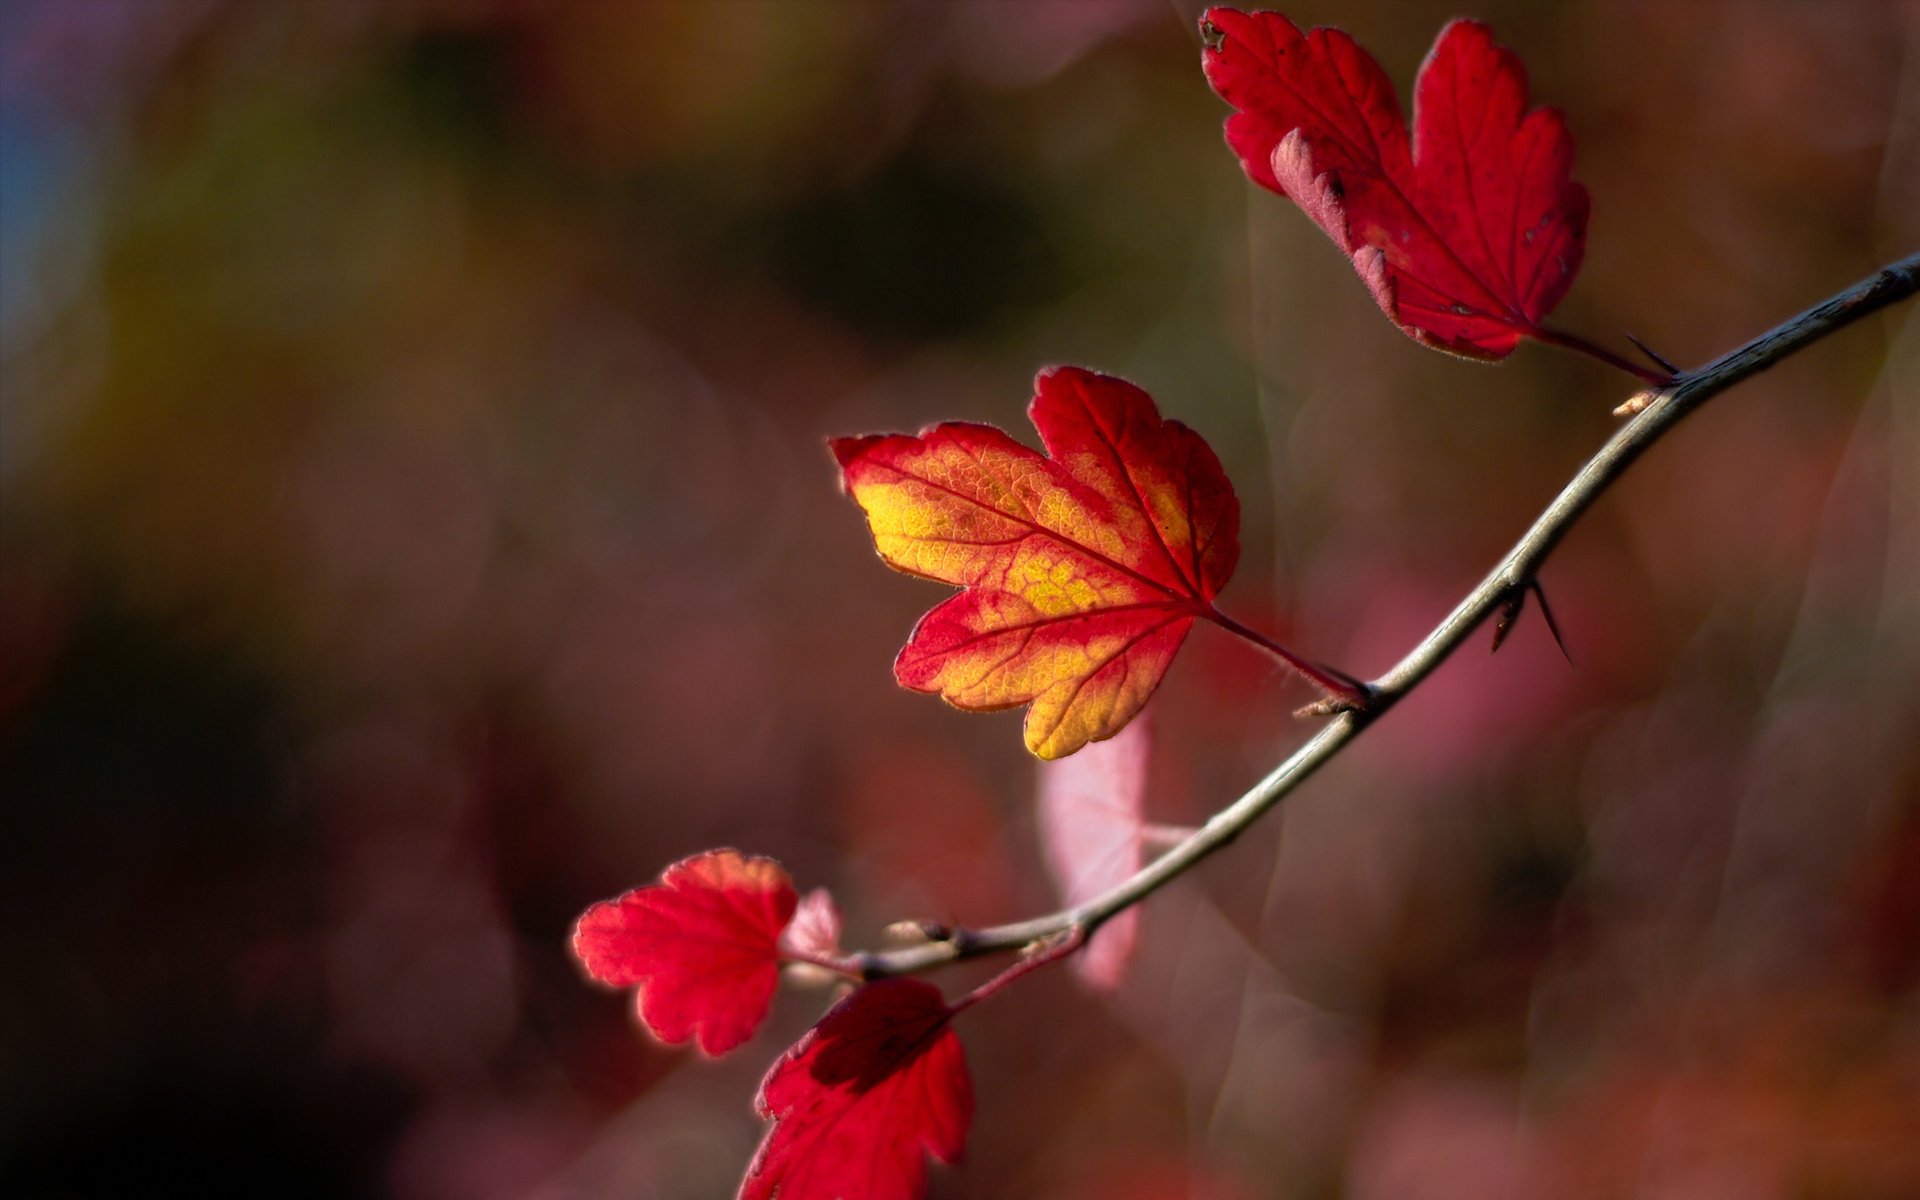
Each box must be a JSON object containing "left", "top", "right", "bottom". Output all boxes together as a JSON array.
[{"left": 2, "top": 1, "right": 1916, "bottom": 1196}]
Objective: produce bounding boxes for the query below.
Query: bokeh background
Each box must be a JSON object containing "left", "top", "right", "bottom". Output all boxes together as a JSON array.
[{"left": 3, "top": 1, "right": 1917, "bottom": 1196}]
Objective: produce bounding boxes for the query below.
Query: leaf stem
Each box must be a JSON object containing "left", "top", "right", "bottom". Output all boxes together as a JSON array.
[
  {"left": 1536, "top": 325, "right": 1677, "bottom": 386},
  {"left": 947, "top": 927, "right": 1086, "bottom": 1015},
  {"left": 1204, "top": 607, "right": 1371, "bottom": 708},
  {"left": 856, "top": 252, "right": 1920, "bottom": 981}
]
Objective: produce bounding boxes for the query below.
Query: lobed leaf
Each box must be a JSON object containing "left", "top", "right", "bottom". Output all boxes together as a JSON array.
[
  {"left": 1202, "top": 7, "right": 1589, "bottom": 360},
  {"left": 832, "top": 367, "right": 1239, "bottom": 759},
  {"left": 741, "top": 978, "right": 972, "bottom": 1200},
  {"left": 572, "top": 849, "right": 798, "bottom": 1056}
]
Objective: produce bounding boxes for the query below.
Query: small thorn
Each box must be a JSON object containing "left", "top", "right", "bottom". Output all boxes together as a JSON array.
[
  {"left": 1491, "top": 580, "right": 1573, "bottom": 664},
  {"left": 1490, "top": 586, "right": 1526, "bottom": 653},
  {"left": 1529, "top": 580, "right": 1573, "bottom": 666},
  {"left": 1623, "top": 330, "right": 1680, "bottom": 375}
]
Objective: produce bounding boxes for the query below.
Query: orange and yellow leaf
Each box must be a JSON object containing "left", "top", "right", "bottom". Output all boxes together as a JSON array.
[{"left": 831, "top": 367, "right": 1239, "bottom": 759}]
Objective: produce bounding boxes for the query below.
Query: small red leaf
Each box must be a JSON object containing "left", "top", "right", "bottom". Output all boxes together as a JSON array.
[
  {"left": 741, "top": 978, "right": 972, "bottom": 1200},
  {"left": 572, "top": 849, "right": 798, "bottom": 1057},
  {"left": 1037, "top": 713, "right": 1151, "bottom": 990},
  {"left": 833, "top": 366, "right": 1240, "bottom": 760},
  {"left": 1202, "top": 8, "right": 1588, "bottom": 360}
]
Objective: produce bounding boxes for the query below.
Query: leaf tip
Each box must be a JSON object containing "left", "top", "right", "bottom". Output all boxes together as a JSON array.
[{"left": 827, "top": 433, "right": 882, "bottom": 475}]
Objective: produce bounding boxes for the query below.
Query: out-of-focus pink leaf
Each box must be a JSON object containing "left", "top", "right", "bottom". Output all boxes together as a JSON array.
[
  {"left": 780, "top": 886, "right": 844, "bottom": 961},
  {"left": 1036, "top": 713, "right": 1151, "bottom": 990}
]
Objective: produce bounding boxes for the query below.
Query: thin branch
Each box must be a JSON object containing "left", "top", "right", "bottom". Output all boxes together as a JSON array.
[{"left": 856, "top": 252, "right": 1920, "bottom": 982}]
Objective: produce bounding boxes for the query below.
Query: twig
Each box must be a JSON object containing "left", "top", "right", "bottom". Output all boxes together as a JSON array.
[{"left": 856, "top": 252, "right": 1920, "bottom": 981}]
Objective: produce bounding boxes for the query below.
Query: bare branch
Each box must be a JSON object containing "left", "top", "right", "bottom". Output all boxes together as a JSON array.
[{"left": 857, "top": 252, "right": 1920, "bottom": 981}]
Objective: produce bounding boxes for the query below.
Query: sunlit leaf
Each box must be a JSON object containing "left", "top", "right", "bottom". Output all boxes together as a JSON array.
[
  {"left": 833, "top": 367, "right": 1240, "bottom": 759},
  {"left": 1203, "top": 8, "right": 1588, "bottom": 359},
  {"left": 572, "top": 849, "right": 797, "bottom": 1056},
  {"left": 741, "top": 978, "right": 971, "bottom": 1200}
]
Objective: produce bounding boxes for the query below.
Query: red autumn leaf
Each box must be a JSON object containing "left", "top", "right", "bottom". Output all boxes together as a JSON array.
[
  {"left": 832, "top": 367, "right": 1240, "bottom": 760},
  {"left": 1037, "top": 711, "right": 1151, "bottom": 991},
  {"left": 741, "top": 978, "right": 972, "bottom": 1200},
  {"left": 1202, "top": 7, "right": 1588, "bottom": 360},
  {"left": 571, "top": 849, "right": 797, "bottom": 1056}
]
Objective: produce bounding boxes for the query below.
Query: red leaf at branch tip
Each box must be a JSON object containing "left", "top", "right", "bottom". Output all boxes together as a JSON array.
[
  {"left": 1201, "top": 7, "right": 1588, "bottom": 360},
  {"left": 1038, "top": 711, "right": 1150, "bottom": 991},
  {"left": 571, "top": 849, "right": 798, "bottom": 1057},
  {"left": 832, "top": 366, "right": 1240, "bottom": 760},
  {"left": 741, "top": 978, "right": 972, "bottom": 1200}
]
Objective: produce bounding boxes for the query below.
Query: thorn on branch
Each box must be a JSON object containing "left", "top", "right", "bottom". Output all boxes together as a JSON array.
[
  {"left": 1491, "top": 579, "right": 1573, "bottom": 664},
  {"left": 1624, "top": 329, "right": 1681, "bottom": 375},
  {"left": 1490, "top": 587, "right": 1526, "bottom": 653},
  {"left": 1532, "top": 581, "right": 1572, "bottom": 665}
]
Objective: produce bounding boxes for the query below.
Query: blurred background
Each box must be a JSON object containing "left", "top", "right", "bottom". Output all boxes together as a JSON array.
[{"left": 2, "top": 1, "right": 1916, "bottom": 1196}]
